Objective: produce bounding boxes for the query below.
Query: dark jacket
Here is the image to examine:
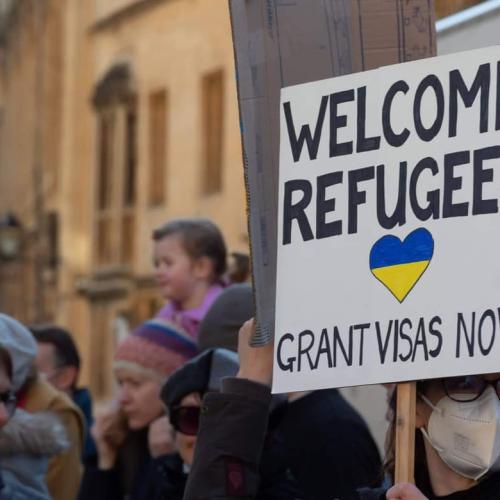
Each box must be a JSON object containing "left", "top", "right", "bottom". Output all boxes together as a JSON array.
[
  {"left": 79, "top": 430, "right": 188, "bottom": 500},
  {"left": 79, "top": 428, "right": 151, "bottom": 500},
  {"left": 144, "top": 453, "right": 187, "bottom": 500},
  {"left": 72, "top": 388, "right": 97, "bottom": 465},
  {"left": 184, "top": 377, "right": 302, "bottom": 500},
  {"left": 280, "top": 389, "right": 381, "bottom": 500},
  {"left": 184, "top": 378, "right": 381, "bottom": 500}
]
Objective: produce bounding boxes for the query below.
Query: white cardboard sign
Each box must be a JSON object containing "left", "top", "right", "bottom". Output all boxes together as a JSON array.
[{"left": 273, "top": 46, "right": 500, "bottom": 393}]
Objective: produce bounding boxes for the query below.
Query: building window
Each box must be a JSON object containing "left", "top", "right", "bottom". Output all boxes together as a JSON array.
[
  {"left": 93, "top": 64, "right": 138, "bottom": 268},
  {"left": 96, "top": 112, "right": 116, "bottom": 266},
  {"left": 121, "top": 100, "right": 137, "bottom": 265},
  {"left": 124, "top": 102, "right": 137, "bottom": 208},
  {"left": 201, "top": 69, "right": 224, "bottom": 195},
  {"left": 149, "top": 90, "right": 168, "bottom": 206},
  {"left": 97, "top": 112, "right": 115, "bottom": 211}
]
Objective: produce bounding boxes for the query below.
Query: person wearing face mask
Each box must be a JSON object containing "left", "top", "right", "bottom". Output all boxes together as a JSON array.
[
  {"left": 359, "top": 374, "right": 500, "bottom": 500},
  {"left": 78, "top": 318, "right": 198, "bottom": 500}
]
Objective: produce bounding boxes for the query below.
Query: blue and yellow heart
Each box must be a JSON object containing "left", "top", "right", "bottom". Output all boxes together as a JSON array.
[{"left": 369, "top": 228, "right": 434, "bottom": 302}]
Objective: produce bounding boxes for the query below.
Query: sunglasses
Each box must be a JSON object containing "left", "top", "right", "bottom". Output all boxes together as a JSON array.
[
  {"left": 0, "top": 390, "right": 16, "bottom": 417},
  {"left": 169, "top": 406, "right": 200, "bottom": 436},
  {"left": 442, "top": 376, "right": 500, "bottom": 403}
]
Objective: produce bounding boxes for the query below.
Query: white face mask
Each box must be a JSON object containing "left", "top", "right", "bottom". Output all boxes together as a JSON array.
[{"left": 420, "top": 386, "right": 500, "bottom": 480}]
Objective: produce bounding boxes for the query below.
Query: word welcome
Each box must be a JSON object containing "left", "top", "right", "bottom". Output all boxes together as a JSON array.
[{"left": 282, "top": 61, "right": 500, "bottom": 245}]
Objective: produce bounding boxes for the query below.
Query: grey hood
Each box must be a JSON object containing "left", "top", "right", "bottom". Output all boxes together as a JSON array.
[
  {"left": 0, "top": 409, "right": 69, "bottom": 456},
  {"left": 0, "top": 314, "right": 37, "bottom": 391}
]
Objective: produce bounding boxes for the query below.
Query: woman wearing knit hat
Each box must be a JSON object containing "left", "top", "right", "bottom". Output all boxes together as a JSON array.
[{"left": 79, "top": 318, "right": 197, "bottom": 500}]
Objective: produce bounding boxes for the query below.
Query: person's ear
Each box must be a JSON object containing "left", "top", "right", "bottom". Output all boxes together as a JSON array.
[
  {"left": 56, "top": 366, "right": 78, "bottom": 393},
  {"left": 193, "top": 256, "right": 214, "bottom": 281}
]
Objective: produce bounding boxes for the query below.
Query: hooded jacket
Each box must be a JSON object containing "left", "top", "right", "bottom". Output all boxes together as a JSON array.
[
  {"left": 0, "top": 313, "right": 85, "bottom": 500},
  {"left": 21, "top": 376, "right": 85, "bottom": 500},
  {"left": 0, "top": 409, "right": 69, "bottom": 500}
]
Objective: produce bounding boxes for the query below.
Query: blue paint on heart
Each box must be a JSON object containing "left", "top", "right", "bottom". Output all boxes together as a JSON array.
[{"left": 370, "top": 228, "right": 434, "bottom": 270}]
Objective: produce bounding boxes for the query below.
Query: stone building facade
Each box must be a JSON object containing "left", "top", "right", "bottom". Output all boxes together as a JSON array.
[
  {"left": 0, "top": 0, "right": 246, "bottom": 397},
  {"left": 0, "top": 0, "right": 487, "bottom": 398}
]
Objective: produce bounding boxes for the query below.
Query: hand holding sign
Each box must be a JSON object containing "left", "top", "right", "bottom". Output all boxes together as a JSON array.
[
  {"left": 237, "top": 318, "right": 273, "bottom": 386},
  {"left": 386, "top": 483, "right": 429, "bottom": 500}
]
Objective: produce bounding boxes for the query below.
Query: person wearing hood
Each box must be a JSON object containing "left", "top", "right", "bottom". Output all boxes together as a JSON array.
[
  {"left": 79, "top": 318, "right": 198, "bottom": 500},
  {"left": 0, "top": 345, "right": 15, "bottom": 495},
  {"left": 0, "top": 343, "right": 69, "bottom": 500},
  {"left": 152, "top": 348, "right": 242, "bottom": 499},
  {"left": 0, "top": 407, "right": 70, "bottom": 500},
  {"left": 162, "top": 346, "right": 302, "bottom": 500},
  {"left": 195, "top": 287, "right": 381, "bottom": 500},
  {"left": 0, "top": 313, "right": 85, "bottom": 500}
]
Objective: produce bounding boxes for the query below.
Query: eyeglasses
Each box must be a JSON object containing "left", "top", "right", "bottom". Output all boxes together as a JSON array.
[
  {"left": 169, "top": 406, "right": 200, "bottom": 436},
  {"left": 442, "top": 376, "right": 500, "bottom": 402},
  {"left": 0, "top": 390, "right": 16, "bottom": 417}
]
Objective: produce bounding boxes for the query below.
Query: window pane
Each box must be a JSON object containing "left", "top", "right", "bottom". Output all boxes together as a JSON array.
[
  {"left": 149, "top": 90, "right": 167, "bottom": 206},
  {"left": 96, "top": 216, "right": 113, "bottom": 266},
  {"left": 202, "top": 70, "right": 224, "bottom": 194},
  {"left": 124, "top": 103, "right": 137, "bottom": 207},
  {"left": 121, "top": 211, "right": 135, "bottom": 265},
  {"left": 98, "top": 113, "right": 115, "bottom": 210}
]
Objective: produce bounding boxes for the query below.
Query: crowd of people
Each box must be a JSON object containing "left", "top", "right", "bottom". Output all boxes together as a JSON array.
[{"left": 0, "top": 217, "right": 498, "bottom": 499}]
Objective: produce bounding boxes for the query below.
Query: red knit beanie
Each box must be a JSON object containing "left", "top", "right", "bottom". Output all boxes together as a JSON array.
[{"left": 113, "top": 318, "right": 198, "bottom": 381}]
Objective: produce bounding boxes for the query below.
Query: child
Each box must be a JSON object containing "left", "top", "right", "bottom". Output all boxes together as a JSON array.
[{"left": 152, "top": 218, "right": 227, "bottom": 339}]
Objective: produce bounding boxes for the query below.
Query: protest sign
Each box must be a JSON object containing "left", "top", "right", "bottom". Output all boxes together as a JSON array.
[
  {"left": 229, "top": 0, "right": 436, "bottom": 346},
  {"left": 273, "top": 46, "right": 500, "bottom": 393}
]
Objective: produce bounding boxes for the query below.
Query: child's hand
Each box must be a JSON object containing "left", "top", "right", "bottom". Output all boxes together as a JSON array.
[
  {"left": 386, "top": 483, "right": 428, "bottom": 500},
  {"left": 236, "top": 318, "right": 273, "bottom": 386}
]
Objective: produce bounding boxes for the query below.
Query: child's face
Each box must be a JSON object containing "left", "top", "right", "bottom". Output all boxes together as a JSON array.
[{"left": 153, "top": 235, "right": 199, "bottom": 304}]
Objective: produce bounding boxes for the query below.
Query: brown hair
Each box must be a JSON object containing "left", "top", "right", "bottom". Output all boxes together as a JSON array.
[
  {"left": 152, "top": 218, "right": 227, "bottom": 279},
  {"left": 0, "top": 346, "right": 13, "bottom": 381}
]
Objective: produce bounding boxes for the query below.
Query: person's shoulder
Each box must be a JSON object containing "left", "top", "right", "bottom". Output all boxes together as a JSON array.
[
  {"left": 72, "top": 387, "right": 93, "bottom": 416},
  {"left": 23, "top": 376, "right": 62, "bottom": 411},
  {"left": 24, "top": 377, "right": 85, "bottom": 441},
  {"left": 286, "top": 389, "right": 364, "bottom": 425}
]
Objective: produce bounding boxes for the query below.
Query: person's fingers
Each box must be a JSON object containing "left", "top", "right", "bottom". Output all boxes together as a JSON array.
[{"left": 239, "top": 318, "right": 254, "bottom": 342}]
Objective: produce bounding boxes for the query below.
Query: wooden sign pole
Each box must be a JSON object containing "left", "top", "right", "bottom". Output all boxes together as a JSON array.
[{"left": 395, "top": 381, "right": 417, "bottom": 484}]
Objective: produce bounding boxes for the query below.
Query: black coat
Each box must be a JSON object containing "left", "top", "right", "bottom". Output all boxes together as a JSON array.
[
  {"left": 184, "top": 378, "right": 303, "bottom": 500},
  {"left": 184, "top": 378, "right": 381, "bottom": 500},
  {"left": 78, "top": 429, "right": 152, "bottom": 500},
  {"left": 143, "top": 453, "right": 187, "bottom": 500},
  {"left": 279, "top": 389, "right": 382, "bottom": 500}
]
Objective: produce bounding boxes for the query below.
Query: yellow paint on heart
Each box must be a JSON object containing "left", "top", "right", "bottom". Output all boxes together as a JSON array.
[{"left": 371, "top": 260, "right": 430, "bottom": 302}]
